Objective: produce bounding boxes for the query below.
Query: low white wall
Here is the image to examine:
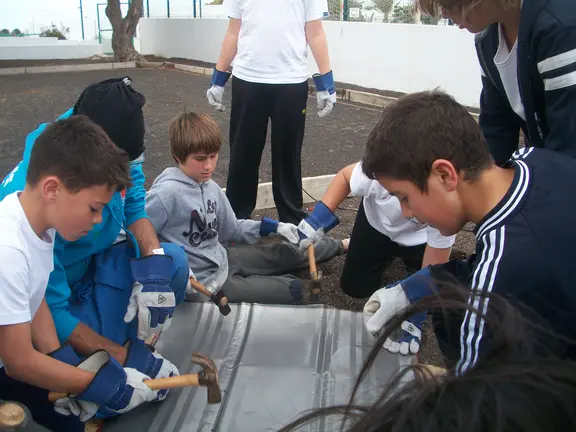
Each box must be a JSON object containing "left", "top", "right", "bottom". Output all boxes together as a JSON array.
[
  {"left": 139, "top": 18, "right": 482, "bottom": 107},
  {"left": 0, "top": 37, "right": 60, "bottom": 46},
  {"left": 0, "top": 40, "right": 104, "bottom": 60}
]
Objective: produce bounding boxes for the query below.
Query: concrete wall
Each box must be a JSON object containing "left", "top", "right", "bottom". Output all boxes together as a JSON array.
[
  {"left": 0, "top": 37, "right": 104, "bottom": 60},
  {"left": 138, "top": 18, "right": 482, "bottom": 108}
]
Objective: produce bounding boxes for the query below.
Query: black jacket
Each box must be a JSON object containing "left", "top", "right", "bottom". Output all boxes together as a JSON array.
[{"left": 475, "top": 0, "right": 576, "bottom": 165}]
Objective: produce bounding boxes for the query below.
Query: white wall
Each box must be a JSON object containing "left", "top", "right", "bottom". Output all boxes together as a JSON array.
[
  {"left": 138, "top": 18, "right": 482, "bottom": 107},
  {"left": 138, "top": 18, "right": 228, "bottom": 60},
  {"left": 0, "top": 38, "right": 104, "bottom": 60}
]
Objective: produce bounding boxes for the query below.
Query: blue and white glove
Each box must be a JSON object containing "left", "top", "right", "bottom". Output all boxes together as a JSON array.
[
  {"left": 259, "top": 217, "right": 299, "bottom": 244},
  {"left": 297, "top": 201, "right": 339, "bottom": 252},
  {"left": 47, "top": 344, "right": 81, "bottom": 365},
  {"left": 206, "top": 68, "right": 232, "bottom": 111},
  {"left": 313, "top": 71, "right": 337, "bottom": 118},
  {"left": 124, "top": 339, "right": 180, "bottom": 401},
  {"left": 50, "top": 345, "right": 83, "bottom": 418},
  {"left": 124, "top": 254, "right": 175, "bottom": 341},
  {"left": 53, "top": 350, "right": 158, "bottom": 421},
  {"left": 363, "top": 267, "right": 433, "bottom": 355}
]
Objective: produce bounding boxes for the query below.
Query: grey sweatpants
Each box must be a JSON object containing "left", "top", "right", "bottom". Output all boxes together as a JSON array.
[{"left": 187, "top": 237, "right": 342, "bottom": 305}]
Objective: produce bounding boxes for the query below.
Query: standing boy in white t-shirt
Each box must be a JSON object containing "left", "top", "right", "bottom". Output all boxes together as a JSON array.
[
  {"left": 206, "top": 0, "right": 336, "bottom": 225},
  {"left": 297, "top": 161, "right": 456, "bottom": 298},
  {"left": 0, "top": 116, "right": 159, "bottom": 431}
]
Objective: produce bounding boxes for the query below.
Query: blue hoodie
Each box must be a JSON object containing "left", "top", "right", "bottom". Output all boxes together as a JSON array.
[{"left": 0, "top": 109, "right": 148, "bottom": 342}]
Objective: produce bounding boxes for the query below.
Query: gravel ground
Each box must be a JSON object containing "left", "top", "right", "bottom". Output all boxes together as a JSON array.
[{"left": 0, "top": 67, "right": 478, "bottom": 366}]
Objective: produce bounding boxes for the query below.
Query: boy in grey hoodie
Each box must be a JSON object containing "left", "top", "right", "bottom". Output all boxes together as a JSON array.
[{"left": 145, "top": 112, "right": 345, "bottom": 304}]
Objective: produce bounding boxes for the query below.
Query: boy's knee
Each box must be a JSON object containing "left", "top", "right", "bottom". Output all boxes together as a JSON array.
[{"left": 161, "top": 243, "right": 189, "bottom": 305}]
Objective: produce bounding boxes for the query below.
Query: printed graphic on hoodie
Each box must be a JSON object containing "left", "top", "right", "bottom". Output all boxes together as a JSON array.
[{"left": 182, "top": 199, "right": 219, "bottom": 247}]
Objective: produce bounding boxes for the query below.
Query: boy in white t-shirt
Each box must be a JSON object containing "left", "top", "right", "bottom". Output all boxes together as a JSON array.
[
  {"left": 0, "top": 116, "right": 159, "bottom": 431},
  {"left": 297, "top": 161, "right": 456, "bottom": 298},
  {"left": 206, "top": 0, "right": 336, "bottom": 225}
]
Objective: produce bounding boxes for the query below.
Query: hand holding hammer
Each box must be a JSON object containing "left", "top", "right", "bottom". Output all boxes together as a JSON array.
[
  {"left": 48, "top": 352, "right": 222, "bottom": 405},
  {"left": 189, "top": 278, "right": 231, "bottom": 316}
]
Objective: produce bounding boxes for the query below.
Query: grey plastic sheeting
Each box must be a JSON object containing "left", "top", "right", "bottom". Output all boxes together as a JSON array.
[{"left": 103, "top": 303, "right": 413, "bottom": 432}]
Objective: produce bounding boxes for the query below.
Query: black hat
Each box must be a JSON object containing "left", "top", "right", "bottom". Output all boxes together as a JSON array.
[{"left": 73, "top": 76, "right": 146, "bottom": 161}]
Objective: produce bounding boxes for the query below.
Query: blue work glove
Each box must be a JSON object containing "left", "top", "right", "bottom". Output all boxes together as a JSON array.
[
  {"left": 47, "top": 344, "right": 81, "bottom": 365},
  {"left": 297, "top": 201, "right": 340, "bottom": 251},
  {"left": 363, "top": 267, "right": 433, "bottom": 355},
  {"left": 313, "top": 71, "right": 337, "bottom": 118},
  {"left": 259, "top": 217, "right": 299, "bottom": 244},
  {"left": 124, "top": 339, "right": 180, "bottom": 401},
  {"left": 53, "top": 350, "right": 158, "bottom": 421},
  {"left": 124, "top": 254, "right": 175, "bottom": 341},
  {"left": 206, "top": 68, "right": 232, "bottom": 111},
  {"left": 49, "top": 345, "right": 83, "bottom": 418}
]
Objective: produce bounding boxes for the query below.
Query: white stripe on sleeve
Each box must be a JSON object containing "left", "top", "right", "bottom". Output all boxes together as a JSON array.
[
  {"left": 456, "top": 226, "right": 506, "bottom": 375},
  {"left": 537, "top": 48, "right": 576, "bottom": 74},
  {"left": 544, "top": 70, "right": 576, "bottom": 91}
]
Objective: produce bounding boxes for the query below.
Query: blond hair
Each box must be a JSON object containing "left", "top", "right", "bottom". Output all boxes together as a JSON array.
[{"left": 415, "top": 0, "right": 518, "bottom": 20}]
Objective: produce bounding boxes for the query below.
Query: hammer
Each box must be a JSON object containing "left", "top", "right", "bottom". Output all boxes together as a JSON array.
[
  {"left": 0, "top": 402, "right": 27, "bottom": 430},
  {"left": 307, "top": 244, "right": 322, "bottom": 302},
  {"left": 189, "top": 278, "right": 231, "bottom": 316},
  {"left": 48, "top": 352, "right": 222, "bottom": 405}
]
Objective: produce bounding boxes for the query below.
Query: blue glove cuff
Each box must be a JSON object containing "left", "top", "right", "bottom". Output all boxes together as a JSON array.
[
  {"left": 130, "top": 254, "right": 174, "bottom": 282},
  {"left": 47, "top": 344, "right": 81, "bottom": 366},
  {"left": 309, "top": 201, "right": 339, "bottom": 233},
  {"left": 76, "top": 352, "right": 127, "bottom": 407},
  {"left": 124, "top": 339, "right": 161, "bottom": 379},
  {"left": 211, "top": 68, "right": 231, "bottom": 87},
  {"left": 313, "top": 71, "right": 335, "bottom": 94},
  {"left": 259, "top": 216, "right": 279, "bottom": 237},
  {"left": 400, "top": 266, "right": 434, "bottom": 304}
]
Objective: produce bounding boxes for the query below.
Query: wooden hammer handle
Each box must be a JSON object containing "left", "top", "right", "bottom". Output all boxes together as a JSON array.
[
  {"left": 189, "top": 278, "right": 228, "bottom": 306},
  {"left": 307, "top": 244, "right": 318, "bottom": 279},
  {"left": 48, "top": 373, "right": 200, "bottom": 403}
]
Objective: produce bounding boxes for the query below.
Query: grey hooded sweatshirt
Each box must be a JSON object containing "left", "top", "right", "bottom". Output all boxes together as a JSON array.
[{"left": 145, "top": 167, "right": 266, "bottom": 287}]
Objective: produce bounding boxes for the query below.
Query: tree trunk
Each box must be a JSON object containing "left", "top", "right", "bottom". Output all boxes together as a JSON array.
[
  {"left": 106, "top": 0, "right": 144, "bottom": 62},
  {"left": 411, "top": 7, "right": 422, "bottom": 24}
]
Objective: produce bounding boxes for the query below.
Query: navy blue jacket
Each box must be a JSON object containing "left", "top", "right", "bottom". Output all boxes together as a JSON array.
[
  {"left": 475, "top": 0, "right": 576, "bottom": 166},
  {"left": 432, "top": 148, "right": 576, "bottom": 374}
]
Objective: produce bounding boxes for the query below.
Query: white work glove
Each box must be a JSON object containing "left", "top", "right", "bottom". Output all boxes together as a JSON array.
[
  {"left": 312, "top": 71, "right": 337, "bottom": 118},
  {"left": 363, "top": 283, "right": 420, "bottom": 355},
  {"left": 206, "top": 86, "right": 225, "bottom": 111},
  {"left": 206, "top": 68, "right": 231, "bottom": 111},
  {"left": 316, "top": 91, "right": 337, "bottom": 118},
  {"left": 276, "top": 222, "right": 300, "bottom": 244}
]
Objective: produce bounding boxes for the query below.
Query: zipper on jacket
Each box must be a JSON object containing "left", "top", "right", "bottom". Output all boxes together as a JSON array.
[{"left": 200, "top": 183, "right": 207, "bottom": 217}]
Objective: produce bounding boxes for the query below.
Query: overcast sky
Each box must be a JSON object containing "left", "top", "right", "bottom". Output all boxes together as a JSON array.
[{"left": 2, "top": 0, "right": 202, "bottom": 40}]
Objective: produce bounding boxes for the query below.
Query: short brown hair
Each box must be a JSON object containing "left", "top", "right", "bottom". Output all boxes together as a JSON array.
[
  {"left": 415, "top": 0, "right": 517, "bottom": 20},
  {"left": 362, "top": 89, "right": 493, "bottom": 191},
  {"left": 27, "top": 115, "right": 132, "bottom": 192},
  {"left": 169, "top": 112, "right": 222, "bottom": 163}
]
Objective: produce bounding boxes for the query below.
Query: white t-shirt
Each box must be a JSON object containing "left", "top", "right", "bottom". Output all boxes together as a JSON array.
[
  {"left": 349, "top": 162, "right": 456, "bottom": 249},
  {"left": 493, "top": 24, "right": 526, "bottom": 121},
  {"left": 0, "top": 192, "right": 55, "bottom": 369},
  {"left": 223, "top": 0, "right": 329, "bottom": 84}
]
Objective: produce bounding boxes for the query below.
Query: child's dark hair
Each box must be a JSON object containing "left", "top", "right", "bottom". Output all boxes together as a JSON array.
[
  {"left": 362, "top": 89, "right": 493, "bottom": 192},
  {"left": 169, "top": 112, "right": 222, "bottom": 164},
  {"left": 26, "top": 115, "right": 132, "bottom": 192},
  {"left": 278, "top": 285, "right": 576, "bottom": 432}
]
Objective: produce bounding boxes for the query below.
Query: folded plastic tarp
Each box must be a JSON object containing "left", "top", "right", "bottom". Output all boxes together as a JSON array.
[{"left": 103, "top": 302, "right": 413, "bottom": 432}]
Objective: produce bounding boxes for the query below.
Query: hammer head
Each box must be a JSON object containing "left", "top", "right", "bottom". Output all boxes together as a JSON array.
[
  {"left": 309, "top": 270, "right": 323, "bottom": 302},
  {"left": 191, "top": 352, "right": 222, "bottom": 404}
]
